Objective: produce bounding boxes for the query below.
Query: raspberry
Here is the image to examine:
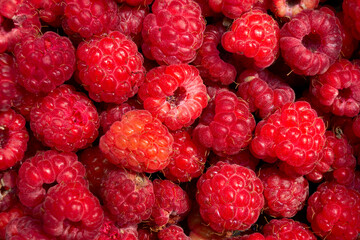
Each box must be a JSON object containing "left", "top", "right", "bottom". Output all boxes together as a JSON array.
[
  {"left": 12, "top": 88, "right": 44, "bottom": 122},
  {"left": 158, "top": 225, "right": 190, "bottom": 240},
  {"left": 0, "top": 109, "right": 29, "bottom": 170},
  {"left": 259, "top": 165, "right": 309, "bottom": 218},
  {"left": 310, "top": 58, "right": 360, "bottom": 117},
  {"left": 115, "top": 0, "right": 153, "bottom": 7},
  {"left": 270, "top": 0, "right": 320, "bottom": 19},
  {"left": 209, "top": 149, "right": 260, "bottom": 171},
  {"left": 76, "top": 31, "right": 146, "bottom": 104},
  {"left": 279, "top": 9, "right": 342, "bottom": 76},
  {"left": 30, "top": 84, "right": 100, "bottom": 152},
  {"left": 0, "top": 170, "right": 17, "bottom": 212},
  {"left": 250, "top": 101, "right": 326, "bottom": 176},
  {"left": 221, "top": 9, "right": 280, "bottom": 69},
  {"left": 196, "top": 161, "right": 264, "bottom": 233},
  {"left": 0, "top": 203, "right": 24, "bottom": 239},
  {"left": 42, "top": 181, "right": 104, "bottom": 239},
  {"left": 97, "top": 212, "right": 138, "bottom": 240},
  {"left": 141, "top": 0, "right": 206, "bottom": 65},
  {"left": 336, "top": 11, "right": 359, "bottom": 59},
  {"left": 307, "top": 182, "right": 360, "bottom": 240},
  {"left": 343, "top": 0, "right": 360, "bottom": 40},
  {"left": 162, "top": 128, "right": 208, "bottom": 182},
  {"left": 100, "top": 168, "right": 155, "bottom": 227},
  {"left": 262, "top": 218, "right": 317, "bottom": 240},
  {"left": 193, "top": 88, "right": 256, "bottom": 156},
  {"left": 99, "top": 109, "right": 174, "bottom": 173},
  {"left": 151, "top": 179, "right": 190, "bottom": 227},
  {"left": 138, "top": 64, "right": 208, "bottom": 131},
  {"left": 208, "top": 0, "right": 258, "bottom": 19},
  {"left": 29, "top": 0, "right": 64, "bottom": 27},
  {"left": 17, "top": 150, "right": 87, "bottom": 208},
  {"left": 237, "top": 233, "right": 267, "bottom": 240},
  {"left": 236, "top": 69, "right": 295, "bottom": 119},
  {"left": 14, "top": 31, "right": 76, "bottom": 94},
  {"left": 192, "top": 23, "right": 237, "bottom": 85}
]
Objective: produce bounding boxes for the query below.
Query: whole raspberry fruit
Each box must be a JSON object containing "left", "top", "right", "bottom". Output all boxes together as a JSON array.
[
  {"left": 100, "top": 168, "right": 155, "bottom": 227},
  {"left": 279, "top": 9, "right": 342, "bottom": 76},
  {"left": 99, "top": 109, "right": 174, "bottom": 173},
  {"left": 270, "top": 0, "right": 320, "bottom": 19},
  {"left": 30, "top": 84, "right": 100, "bottom": 152},
  {"left": 76, "top": 31, "right": 146, "bottom": 104},
  {"left": 158, "top": 225, "right": 190, "bottom": 240},
  {"left": 307, "top": 182, "right": 360, "bottom": 240},
  {"left": 343, "top": 0, "right": 360, "bottom": 40},
  {"left": 208, "top": 0, "right": 258, "bottom": 19},
  {"left": 141, "top": 0, "right": 206, "bottom": 65},
  {"left": 221, "top": 9, "right": 280, "bottom": 69},
  {"left": 14, "top": 31, "right": 76, "bottom": 94},
  {"left": 138, "top": 64, "right": 208, "bottom": 131},
  {"left": 196, "top": 161, "right": 264, "bottom": 233}
]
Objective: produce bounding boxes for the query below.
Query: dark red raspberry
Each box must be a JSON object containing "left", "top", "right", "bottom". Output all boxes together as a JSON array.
[
  {"left": 307, "top": 182, "right": 360, "bottom": 240},
  {"left": 115, "top": 0, "right": 153, "bottom": 7},
  {"left": 0, "top": 170, "right": 17, "bottom": 212},
  {"left": 17, "top": 150, "right": 87, "bottom": 208},
  {"left": 209, "top": 149, "right": 260, "bottom": 171},
  {"left": 208, "top": 0, "right": 258, "bottom": 19},
  {"left": 193, "top": 23, "right": 237, "bottom": 86},
  {"left": 221, "top": 9, "right": 280, "bottom": 69},
  {"left": 29, "top": 0, "right": 64, "bottom": 27},
  {"left": 262, "top": 218, "right": 317, "bottom": 240},
  {"left": 0, "top": 203, "right": 24, "bottom": 239},
  {"left": 310, "top": 58, "right": 360, "bottom": 117},
  {"left": 76, "top": 31, "right": 146, "bottom": 104},
  {"left": 193, "top": 0, "right": 218, "bottom": 17},
  {"left": 162, "top": 128, "right": 207, "bottom": 182},
  {"left": 270, "top": 0, "right": 320, "bottom": 19},
  {"left": 97, "top": 212, "right": 138, "bottom": 240},
  {"left": 237, "top": 233, "right": 267, "bottom": 240},
  {"left": 0, "top": 109, "right": 28, "bottom": 170},
  {"left": 193, "top": 88, "right": 256, "bottom": 156},
  {"left": 99, "top": 109, "right": 174, "bottom": 173},
  {"left": 236, "top": 69, "right": 295, "bottom": 119},
  {"left": 336, "top": 11, "right": 359, "bottom": 59},
  {"left": 30, "top": 84, "right": 100, "bottom": 152},
  {"left": 138, "top": 227, "right": 157, "bottom": 240},
  {"left": 343, "top": 0, "right": 360, "bottom": 40},
  {"left": 100, "top": 168, "right": 155, "bottom": 227},
  {"left": 196, "top": 161, "right": 264, "bottom": 233},
  {"left": 14, "top": 31, "right": 76, "bottom": 94},
  {"left": 138, "top": 64, "right": 208, "bottom": 131},
  {"left": 250, "top": 101, "right": 326, "bottom": 176},
  {"left": 158, "top": 225, "right": 190, "bottom": 240},
  {"left": 141, "top": 0, "right": 206, "bottom": 65},
  {"left": 279, "top": 9, "right": 342, "bottom": 76},
  {"left": 259, "top": 165, "right": 309, "bottom": 218}
]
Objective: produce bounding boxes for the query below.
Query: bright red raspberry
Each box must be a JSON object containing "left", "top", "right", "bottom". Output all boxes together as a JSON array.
[
  {"left": 250, "top": 101, "right": 326, "bottom": 176},
  {"left": 209, "top": 149, "right": 260, "bottom": 171},
  {"left": 208, "top": 0, "right": 258, "bottom": 19},
  {"left": 29, "top": 0, "right": 64, "bottom": 27},
  {"left": 262, "top": 218, "right": 317, "bottom": 240},
  {"left": 259, "top": 165, "right": 309, "bottom": 218},
  {"left": 97, "top": 212, "right": 138, "bottom": 240},
  {"left": 138, "top": 64, "right": 208, "bottom": 131},
  {"left": 115, "top": 0, "right": 153, "bottom": 7},
  {"left": 99, "top": 109, "right": 174, "bottom": 173},
  {"left": 0, "top": 109, "right": 28, "bottom": 170},
  {"left": 270, "top": 0, "right": 320, "bottom": 18},
  {"left": 221, "top": 9, "right": 280, "bottom": 69},
  {"left": 17, "top": 150, "right": 87, "bottom": 208},
  {"left": 30, "top": 84, "right": 100, "bottom": 152},
  {"left": 193, "top": 88, "right": 256, "bottom": 156},
  {"left": 343, "top": 0, "right": 360, "bottom": 40},
  {"left": 237, "top": 69, "right": 295, "bottom": 119},
  {"left": 310, "top": 58, "right": 360, "bottom": 117},
  {"left": 196, "top": 161, "right": 264, "bottom": 233},
  {"left": 100, "top": 168, "right": 155, "bottom": 227},
  {"left": 76, "top": 31, "right": 146, "bottom": 104},
  {"left": 307, "top": 182, "right": 360, "bottom": 240},
  {"left": 279, "top": 9, "right": 342, "bottom": 76},
  {"left": 158, "top": 225, "right": 190, "bottom": 240},
  {"left": 141, "top": 0, "right": 206, "bottom": 65},
  {"left": 0, "top": 203, "right": 24, "bottom": 239},
  {"left": 193, "top": 23, "right": 237, "bottom": 85},
  {"left": 14, "top": 31, "right": 76, "bottom": 94},
  {"left": 0, "top": 170, "right": 17, "bottom": 212}
]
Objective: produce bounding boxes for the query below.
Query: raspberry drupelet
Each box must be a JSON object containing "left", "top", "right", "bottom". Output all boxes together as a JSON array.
[
  {"left": 76, "top": 31, "right": 146, "bottom": 104},
  {"left": 138, "top": 64, "right": 208, "bottom": 131},
  {"left": 30, "top": 84, "right": 100, "bottom": 152}
]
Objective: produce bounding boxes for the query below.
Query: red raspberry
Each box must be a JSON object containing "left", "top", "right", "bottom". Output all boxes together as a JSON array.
[
  {"left": 336, "top": 11, "right": 359, "bottom": 59},
  {"left": 196, "top": 161, "right": 264, "bottom": 233},
  {"left": 97, "top": 212, "right": 138, "bottom": 240},
  {"left": 236, "top": 69, "right": 295, "bottom": 119},
  {"left": 30, "top": 84, "right": 100, "bottom": 152},
  {"left": 193, "top": 88, "right": 256, "bottom": 156},
  {"left": 17, "top": 150, "right": 87, "bottom": 208},
  {"left": 193, "top": 0, "right": 218, "bottom": 17},
  {"left": 100, "top": 168, "right": 155, "bottom": 227},
  {"left": 209, "top": 149, "right": 260, "bottom": 171},
  {"left": 250, "top": 101, "right": 326, "bottom": 176},
  {"left": 307, "top": 182, "right": 360, "bottom": 240},
  {"left": 141, "top": 0, "right": 206, "bottom": 65},
  {"left": 158, "top": 225, "right": 190, "bottom": 240},
  {"left": 151, "top": 179, "right": 190, "bottom": 227},
  {"left": 0, "top": 203, "right": 24, "bottom": 239},
  {"left": 193, "top": 24, "right": 237, "bottom": 85},
  {"left": 99, "top": 109, "right": 174, "bottom": 173},
  {"left": 29, "top": 0, "right": 64, "bottom": 27},
  {"left": 14, "top": 31, "right": 76, "bottom": 94},
  {"left": 259, "top": 165, "right": 309, "bottom": 218},
  {"left": 279, "top": 9, "right": 342, "bottom": 76},
  {"left": 237, "top": 233, "right": 267, "bottom": 240},
  {"left": 208, "top": 0, "right": 258, "bottom": 19},
  {"left": 221, "top": 9, "right": 280, "bottom": 69},
  {"left": 310, "top": 58, "right": 360, "bottom": 117},
  {"left": 115, "top": 0, "right": 153, "bottom": 7},
  {"left": 138, "top": 227, "right": 157, "bottom": 240},
  {"left": 0, "top": 170, "right": 17, "bottom": 212},
  {"left": 162, "top": 128, "right": 207, "bottom": 182},
  {"left": 0, "top": 109, "right": 28, "bottom": 170},
  {"left": 262, "top": 218, "right": 317, "bottom": 240},
  {"left": 343, "top": 0, "right": 360, "bottom": 40},
  {"left": 138, "top": 64, "right": 208, "bottom": 131},
  {"left": 270, "top": 0, "right": 320, "bottom": 19},
  {"left": 76, "top": 31, "right": 146, "bottom": 104}
]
